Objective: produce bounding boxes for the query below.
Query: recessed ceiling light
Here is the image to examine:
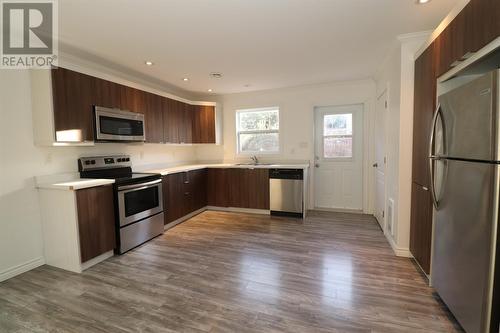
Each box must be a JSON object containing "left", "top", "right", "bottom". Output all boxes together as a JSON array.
[
  {"left": 416, "top": 0, "right": 431, "bottom": 4},
  {"left": 183, "top": 78, "right": 189, "bottom": 82},
  {"left": 209, "top": 72, "right": 223, "bottom": 79},
  {"left": 145, "top": 61, "right": 154, "bottom": 66},
  {"left": 208, "top": 89, "right": 213, "bottom": 92}
]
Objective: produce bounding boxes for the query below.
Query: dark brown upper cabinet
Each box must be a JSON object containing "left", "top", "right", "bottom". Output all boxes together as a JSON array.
[
  {"left": 51, "top": 67, "right": 216, "bottom": 145},
  {"left": 469, "top": 0, "right": 500, "bottom": 53},
  {"left": 144, "top": 93, "right": 164, "bottom": 143},
  {"left": 76, "top": 185, "right": 116, "bottom": 263},
  {"left": 91, "top": 76, "right": 122, "bottom": 110},
  {"left": 181, "top": 103, "right": 193, "bottom": 144},
  {"left": 192, "top": 105, "right": 216, "bottom": 144},
  {"left": 120, "top": 85, "right": 147, "bottom": 113},
  {"left": 51, "top": 68, "right": 94, "bottom": 142},
  {"left": 163, "top": 98, "right": 181, "bottom": 143},
  {"left": 412, "top": 43, "right": 436, "bottom": 189}
]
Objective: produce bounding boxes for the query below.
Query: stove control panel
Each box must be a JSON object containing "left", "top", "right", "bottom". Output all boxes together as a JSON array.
[{"left": 78, "top": 155, "right": 132, "bottom": 171}]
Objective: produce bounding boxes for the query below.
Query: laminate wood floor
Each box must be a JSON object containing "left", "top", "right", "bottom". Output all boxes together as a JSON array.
[{"left": 0, "top": 210, "right": 463, "bottom": 333}]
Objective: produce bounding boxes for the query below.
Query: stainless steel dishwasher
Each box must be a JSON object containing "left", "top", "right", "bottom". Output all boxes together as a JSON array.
[{"left": 269, "top": 169, "right": 303, "bottom": 218}]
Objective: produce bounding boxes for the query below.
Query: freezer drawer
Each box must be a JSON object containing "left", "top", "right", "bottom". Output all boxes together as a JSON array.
[
  {"left": 270, "top": 178, "right": 303, "bottom": 215},
  {"left": 118, "top": 212, "right": 164, "bottom": 253}
]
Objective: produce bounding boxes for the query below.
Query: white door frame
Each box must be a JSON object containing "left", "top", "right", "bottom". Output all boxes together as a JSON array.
[
  {"left": 374, "top": 88, "right": 389, "bottom": 230},
  {"left": 308, "top": 99, "right": 373, "bottom": 214}
]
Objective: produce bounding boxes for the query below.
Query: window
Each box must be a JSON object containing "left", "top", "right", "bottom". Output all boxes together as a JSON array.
[
  {"left": 236, "top": 107, "right": 279, "bottom": 154},
  {"left": 323, "top": 113, "right": 353, "bottom": 158}
]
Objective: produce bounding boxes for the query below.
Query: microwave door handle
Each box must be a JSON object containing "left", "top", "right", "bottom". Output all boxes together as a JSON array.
[
  {"left": 118, "top": 179, "right": 161, "bottom": 191},
  {"left": 429, "top": 103, "right": 442, "bottom": 209}
]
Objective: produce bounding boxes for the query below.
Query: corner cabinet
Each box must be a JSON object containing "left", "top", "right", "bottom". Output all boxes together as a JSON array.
[
  {"left": 162, "top": 169, "right": 208, "bottom": 225},
  {"left": 31, "top": 68, "right": 217, "bottom": 145}
]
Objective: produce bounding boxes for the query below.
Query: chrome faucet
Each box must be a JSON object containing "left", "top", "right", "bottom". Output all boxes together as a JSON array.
[{"left": 251, "top": 155, "right": 259, "bottom": 165}]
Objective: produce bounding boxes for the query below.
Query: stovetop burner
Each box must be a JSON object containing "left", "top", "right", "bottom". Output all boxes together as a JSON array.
[{"left": 78, "top": 155, "right": 161, "bottom": 185}]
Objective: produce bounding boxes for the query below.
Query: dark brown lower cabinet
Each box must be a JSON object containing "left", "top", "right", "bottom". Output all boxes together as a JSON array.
[
  {"left": 76, "top": 185, "right": 116, "bottom": 263},
  {"left": 164, "top": 168, "right": 270, "bottom": 224},
  {"left": 409, "top": 182, "right": 433, "bottom": 274},
  {"left": 163, "top": 169, "right": 208, "bottom": 225},
  {"left": 228, "top": 169, "right": 269, "bottom": 209},
  {"left": 207, "top": 168, "right": 229, "bottom": 207}
]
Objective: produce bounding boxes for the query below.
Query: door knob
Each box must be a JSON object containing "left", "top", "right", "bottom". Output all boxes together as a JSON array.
[
  {"left": 372, "top": 163, "right": 378, "bottom": 168},
  {"left": 315, "top": 163, "right": 320, "bottom": 168}
]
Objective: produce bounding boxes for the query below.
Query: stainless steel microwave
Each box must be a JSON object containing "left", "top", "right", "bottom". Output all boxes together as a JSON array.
[{"left": 94, "top": 106, "right": 145, "bottom": 142}]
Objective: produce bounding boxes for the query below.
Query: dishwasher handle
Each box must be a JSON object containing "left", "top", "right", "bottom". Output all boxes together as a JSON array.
[{"left": 269, "top": 169, "right": 303, "bottom": 180}]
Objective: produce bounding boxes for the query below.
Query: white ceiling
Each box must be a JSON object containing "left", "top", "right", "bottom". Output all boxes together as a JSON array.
[{"left": 58, "top": 0, "right": 458, "bottom": 95}]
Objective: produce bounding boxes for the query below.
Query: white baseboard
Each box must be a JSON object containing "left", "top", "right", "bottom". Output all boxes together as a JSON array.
[
  {"left": 385, "top": 232, "right": 412, "bottom": 258},
  {"left": 0, "top": 256, "right": 45, "bottom": 282}
]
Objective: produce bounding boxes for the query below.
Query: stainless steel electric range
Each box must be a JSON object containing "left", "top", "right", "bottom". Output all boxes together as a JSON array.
[{"left": 78, "top": 155, "right": 164, "bottom": 253}]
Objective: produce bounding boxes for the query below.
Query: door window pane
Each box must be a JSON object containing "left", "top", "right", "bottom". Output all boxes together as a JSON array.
[
  {"left": 324, "top": 114, "right": 352, "bottom": 136},
  {"left": 324, "top": 137, "right": 352, "bottom": 158}
]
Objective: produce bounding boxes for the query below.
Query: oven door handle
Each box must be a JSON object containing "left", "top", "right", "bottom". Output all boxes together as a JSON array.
[{"left": 117, "top": 179, "right": 162, "bottom": 191}]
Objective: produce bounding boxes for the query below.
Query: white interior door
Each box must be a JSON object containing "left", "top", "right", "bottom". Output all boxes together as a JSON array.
[
  {"left": 374, "top": 91, "right": 387, "bottom": 229},
  {"left": 314, "top": 104, "right": 363, "bottom": 211}
]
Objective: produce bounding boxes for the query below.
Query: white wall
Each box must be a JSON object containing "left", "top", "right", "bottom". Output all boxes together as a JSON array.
[
  {"left": 0, "top": 69, "right": 200, "bottom": 281},
  {"left": 196, "top": 80, "right": 376, "bottom": 212},
  {"left": 374, "top": 32, "right": 428, "bottom": 256}
]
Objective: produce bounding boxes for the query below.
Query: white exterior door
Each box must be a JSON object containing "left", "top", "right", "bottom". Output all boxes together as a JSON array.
[
  {"left": 314, "top": 104, "right": 363, "bottom": 210},
  {"left": 374, "top": 91, "right": 387, "bottom": 229}
]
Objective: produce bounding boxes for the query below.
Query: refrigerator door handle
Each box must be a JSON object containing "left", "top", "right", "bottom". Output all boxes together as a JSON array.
[{"left": 429, "top": 103, "right": 442, "bottom": 209}]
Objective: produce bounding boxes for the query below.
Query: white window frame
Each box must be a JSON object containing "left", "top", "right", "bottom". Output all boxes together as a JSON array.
[
  {"left": 236, "top": 107, "right": 280, "bottom": 155},
  {"left": 321, "top": 112, "right": 354, "bottom": 161}
]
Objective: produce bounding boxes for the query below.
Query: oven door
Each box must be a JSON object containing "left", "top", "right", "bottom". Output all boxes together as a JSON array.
[
  {"left": 117, "top": 179, "right": 163, "bottom": 227},
  {"left": 95, "top": 106, "right": 145, "bottom": 142}
]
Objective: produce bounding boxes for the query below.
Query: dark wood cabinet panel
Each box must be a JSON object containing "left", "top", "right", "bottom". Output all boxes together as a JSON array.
[
  {"left": 145, "top": 93, "right": 164, "bottom": 143},
  {"left": 228, "top": 169, "right": 250, "bottom": 208},
  {"left": 91, "top": 77, "right": 122, "bottom": 109},
  {"left": 469, "top": 0, "right": 500, "bottom": 52},
  {"left": 207, "top": 168, "right": 229, "bottom": 207},
  {"left": 226, "top": 168, "right": 269, "bottom": 209},
  {"left": 120, "top": 86, "right": 147, "bottom": 113},
  {"left": 163, "top": 170, "right": 208, "bottom": 224},
  {"left": 181, "top": 103, "right": 193, "bottom": 144},
  {"left": 162, "top": 98, "right": 179, "bottom": 143},
  {"left": 192, "top": 105, "right": 216, "bottom": 144},
  {"left": 247, "top": 169, "right": 270, "bottom": 210},
  {"left": 163, "top": 98, "right": 192, "bottom": 144},
  {"left": 51, "top": 68, "right": 94, "bottom": 141},
  {"left": 409, "top": 182, "right": 433, "bottom": 274},
  {"left": 412, "top": 44, "right": 436, "bottom": 188},
  {"left": 163, "top": 173, "right": 185, "bottom": 224},
  {"left": 76, "top": 185, "right": 116, "bottom": 263},
  {"left": 188, "top": 169, "right": 208, "bottom": 212}
]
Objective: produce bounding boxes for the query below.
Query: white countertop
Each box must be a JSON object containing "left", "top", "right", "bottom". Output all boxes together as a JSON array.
[
  {"left": 36, "top": 178, "right": 115, "bottom": 191},
  {"left": 36, "top": 163, "right": 309, "bottom": 191},
  {"left": 145, "top": 163, "right": 310, "bottom": 176}
]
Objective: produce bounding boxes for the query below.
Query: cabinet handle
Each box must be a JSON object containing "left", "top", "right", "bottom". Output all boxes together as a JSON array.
[
  {"left": 422, "top": 186, "right": 429, "bottom": 191},
  {"left": 184, "top": 192, "right": 190, "bottom": 195}
]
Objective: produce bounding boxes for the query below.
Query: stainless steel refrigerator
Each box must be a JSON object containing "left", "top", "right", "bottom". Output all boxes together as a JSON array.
[{"left": 430, "top": 69, "right": 500, "bottom": 333}]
